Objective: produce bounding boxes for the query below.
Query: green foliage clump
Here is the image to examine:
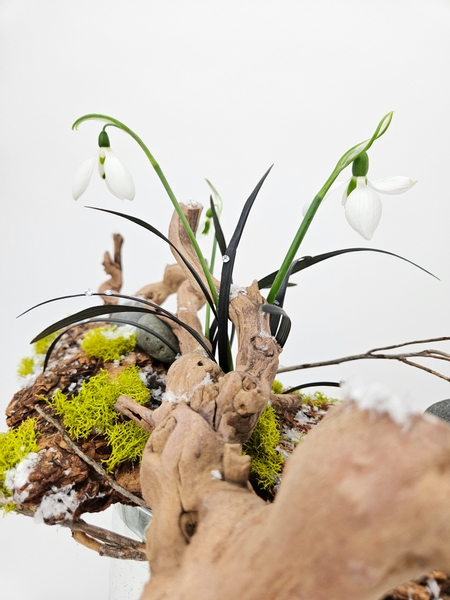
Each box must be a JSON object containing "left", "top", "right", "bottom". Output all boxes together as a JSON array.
[
  {"left": 81, "top": 326, "right": 137, "bottom": 362},
  {"left": 0, "top": 419, "right": 40, "bottom": 498},
  {"left": 17, "top": 357, "right": 35, "bottom": 377},
  {"left": 104, "top": 420, "right": 150, "bottom": 472},
  {"left": 34, "top": 331, "right": 59, "bottom": 355},
  {"left": 243, "top": 405, "right": 284, "bottom": 490},
  {"left": 47, "top": 366, "right": 150, "bottom": 471},
  {"left": 17, "top": 331, "right": 60, "bottom": 378},
  {"left": 49, "top": 366, "right": 149, "bottom": 440},
  {"left": 303, "top": 390, "right": 340, "bottom": 407},
  {"left": 271, "top": 379, "right": 284, "bottom": 394}
]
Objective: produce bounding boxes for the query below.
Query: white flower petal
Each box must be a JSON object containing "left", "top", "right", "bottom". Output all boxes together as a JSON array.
[
  {"left": 72, "top": 155, "right": 96, "bottom": 200},
  {"left": 344, "top": 177, "right": 382, "bottom": 240},
  {"left": 368, "top": 176, "right": 417, "bottom": 195},
  {"left": 103, "top": 148, "right": 135, "bottom": 200}
]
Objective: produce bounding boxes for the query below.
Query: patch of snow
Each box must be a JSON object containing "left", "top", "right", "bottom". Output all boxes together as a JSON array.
[
  {"left": 162, "top": 391, "right": 188, "bottom": 404},
  {"left": 281, "top": 428, "right": 303, "bottom": 445},
  {"left": 342, "top": 381, "right": 423, "bottom": 426},
  {"left": 294, "top": 411, "right": 315, "bottom": 425},
  {"left": 211, "top": 470, "right": 222, "bottom": 480},
  {"left": 189, "top": 373, "right": 214, "bottom": 399},
  {"left": 229, "top": 284, "right": 247, "bottom": 300},
  {"left": 100, "top": 324, "right": 136, "bottom": 340},
  {"left": 5, "top": 451, "right": 41, "bottom": 502},
  {"left": 259, "top": 330, "right": 275, "bottom": 339},
  {"left": 426, "top": 579, "right": 441, "bottom": 600},
  {"left": 34, "top": 484, "right": 80, "bottom": 524}
]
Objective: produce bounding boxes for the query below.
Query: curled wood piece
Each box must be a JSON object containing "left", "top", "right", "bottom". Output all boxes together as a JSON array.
[
  {"left": 115, "top": 395, "right": 155, "bottom": 433},
  {"left": 99, "top": 233, "right": 123, "bottom": 304},
  {"left": 136, "top": 263, "right": 186, "bottom": 305}
]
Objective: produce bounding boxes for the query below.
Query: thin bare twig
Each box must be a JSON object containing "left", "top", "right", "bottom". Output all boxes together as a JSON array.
[
  {"left": 35, "top": 404, "right": 149, "bottom": 508},
  {"left": 277, "top": 341, "right": 450, "bottom": 383},
  {"left": 368, "top": 336, "right": 450, "bottom": 353},
  {"left": 70, "top": 518, "right": 147, "bottom": 561}
]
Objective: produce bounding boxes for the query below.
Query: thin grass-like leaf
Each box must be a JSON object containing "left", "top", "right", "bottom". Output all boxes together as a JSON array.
[
  {"left": 42, "top": 316, "right": 180, "bottom": 370},
  {"left": 209, "top": 195, "right": 227, "bottom": 256},
  {"left": 26, "top": 292, "right": 215, "bottom": 362},
  {"left": 217, "top": 167, "right": 273, "bottom": 371},
  {"left": 86, "top": 206, "right": 217, "bottom": 317},
  {"left": 261, "top": 304, "right": 291, "bottom": 348},
  {"left": 258, "top": 247, "right": 438, "bottom": 290},
  {"left": 282, "top": 381, "right": 341, "bottom": 394}
]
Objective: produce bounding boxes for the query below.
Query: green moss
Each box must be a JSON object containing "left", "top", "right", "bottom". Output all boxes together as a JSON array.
[
  {"left": 49, "top": 366, "right": 149, "bottom": 440},
  {"left": 17, "top": 357, "right": 35, "bottom": 377},
  {"left": 47, "top": 366, "right": 150, "bottom": 471},
  {"left": 271, "top": 380, "right": 284, "bottom": 394},
  {"left": 243, "top": 405, "right": 284, "bottom": 490},
  {"left": 0, "top": 419, "right": 40, "bottom": 499},
  {"left": 304, "top": 391, "right": 340, "bottom": 407},
  {"left": 103, "top": 420, "right": 150, "bottom": 472},
  {"left": 34, "top": 331, "right": 59, "bottom": 355},
  {"left": 17, "top": 331, "right": 60, "bottom": 378},
  {"left": 81, "top": 326, "right": 136, "bottom": 362}
]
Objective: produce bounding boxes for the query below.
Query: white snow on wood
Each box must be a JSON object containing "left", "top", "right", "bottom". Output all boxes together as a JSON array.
[
  {"left": 34, "top": 484, "right": 80, "bottom": 523},
  {"left": 5, "top": 451, "right": 41, "bottom": 502},
  {"left": 229, "top": 284, "right": 247, "bottom": 300},
  {"left": 342, "top": 381, "right": 423, "bottom": 425}
]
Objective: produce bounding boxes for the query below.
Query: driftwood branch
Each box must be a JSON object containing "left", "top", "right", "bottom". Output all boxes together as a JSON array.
[
  {"left": 71, "top": 518, "right": 147, "bottom": 561},
  {"left": 140, "top": 400, "right": 450, "bottom": 600},
  {"left": 35, "top": 405, "right": 148, "bottom": 508},
  {"left": 98, "top": 233, "right": 123, "bottom": 304},
  {"left": 277, "top": 338, "right": 450, "bottom": 382}
]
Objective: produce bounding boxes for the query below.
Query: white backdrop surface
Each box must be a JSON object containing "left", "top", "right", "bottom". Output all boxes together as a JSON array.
[{"left": 1, "top": 1, "right": 450, "bottom": 598}]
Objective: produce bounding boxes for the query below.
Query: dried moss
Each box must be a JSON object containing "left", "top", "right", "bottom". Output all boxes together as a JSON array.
[
  {"left": 0, "top": 419, "right": 40, "bottom": 498},
  {"left": 81, "top": 325, "right": 136, "bottom": 362},
  {"left": 243, "top": 405, "right": 284, "bottom": 490}
]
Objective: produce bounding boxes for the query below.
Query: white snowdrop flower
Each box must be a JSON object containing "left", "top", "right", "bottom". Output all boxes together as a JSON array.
[
  {"left": 302, "top": 151, "right": 416, "bottom": 240},
  {"left": 72, "top": 130, "right": 135, "bottom": 201},
  {"left": 343, "top": 175, "right": 416, "bottom": 240}
]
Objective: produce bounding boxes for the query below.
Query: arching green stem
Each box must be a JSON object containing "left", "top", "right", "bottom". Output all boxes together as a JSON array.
[
  {"left": 72, "top": 114, "right": 219, "bottom": 307},
  {"left": 266, "top": 111, "right": 394, "bottom": 304}
]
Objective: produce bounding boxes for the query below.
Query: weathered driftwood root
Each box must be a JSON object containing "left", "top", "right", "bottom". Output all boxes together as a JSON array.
[
  {"left": 98, "top": 233, "right": 124, "bottom": 304},
  {"left": 139, "top": 401, "right": 450, "bottom": 600},
  {"left": 136, "top": 263, "right": 186, "bottom": 305},
  {"left": 133, "top": 204, "right": 450, "bottom": 599}
]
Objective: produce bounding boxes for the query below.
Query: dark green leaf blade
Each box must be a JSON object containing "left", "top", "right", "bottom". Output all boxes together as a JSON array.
[{"left": 217, "top": 166, "right": 273, "bottom": 371}]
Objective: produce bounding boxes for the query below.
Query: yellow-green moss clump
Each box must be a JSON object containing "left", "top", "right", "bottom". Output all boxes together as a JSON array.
[
  {"left": 243, "top": 405, "right": 284, "bottom": 490},
  {"left": 271, "top": 380, "right": 284, "bottom": 395},
  {"left": 81, "top": 325, "right": 137, "bottom": 362},
  {"left": 0, "top": 419, "right": 40, "bottom": 500},
  {"left": 304, "top": 390, "right": 340, "bottom": 406},
  {"left": 47, "top": 366, "right": 150, "bottom": 472},
  {"left": 17, "top": 331, "right": 60, "bottom": 378}
]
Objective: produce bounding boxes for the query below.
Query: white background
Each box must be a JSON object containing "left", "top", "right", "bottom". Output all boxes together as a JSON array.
[{"left": 1, "top": 1, "right": 450, "bottom": 598}]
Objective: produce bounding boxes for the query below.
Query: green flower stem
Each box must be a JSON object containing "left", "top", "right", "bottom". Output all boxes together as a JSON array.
[
  {"left": 265, "top": 175, "right": 337, "bottom": 305},
  {"left": 72, "top": 114, "right": 219, "bottom": 307},
  {"left": 266, "top": 111, "right": 394, "bottom": 304},
  {"left": 204, "top": 179, "right": 223, "bottom": 337}
]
